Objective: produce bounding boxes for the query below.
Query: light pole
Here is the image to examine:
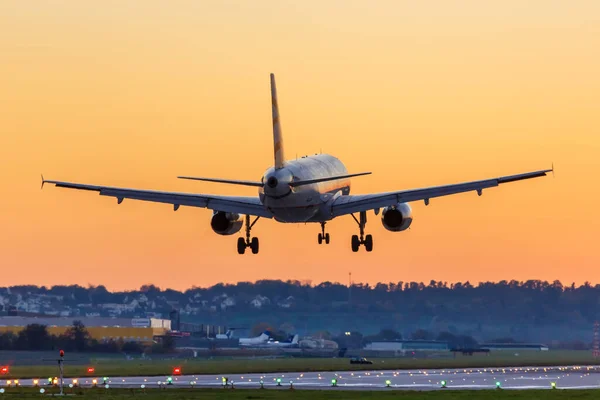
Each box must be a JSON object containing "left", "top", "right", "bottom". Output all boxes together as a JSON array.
[{"left": 58, "top": 350, "right": 64, "bottom": 395}]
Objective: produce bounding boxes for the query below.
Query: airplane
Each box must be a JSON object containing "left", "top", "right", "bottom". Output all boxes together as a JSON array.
[
  {"left": 238, "top": 331, "right": 271, "bottom": 347},
  {"left": 215, "top": 329, "right": 234, "bottom": 340},
  {"left": 249, "top": 334, "right": 300, "bottom": 349},
  {"left": 42, "top": 73, "right": 553, "bottom": 254}
]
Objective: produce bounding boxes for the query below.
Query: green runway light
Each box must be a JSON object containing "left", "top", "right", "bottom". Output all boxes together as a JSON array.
[
  {"left": 259, "top": 379, "right": 264, "bottom": 389},
  {"left": 167, "top": 376, "right": 173, "bottom": 385},
  {"left": 385, "top": 379, "right": 391, "bottom": 387},
  {"left": 551, "top": 382, "right": 556, "bottom": 389},
  {"left": 496, "top": 381, "right": 501, "bottom": 389},
  {"left": 276, "top": 378, "right": 282, "bottom": 386},
  {"left": 331, "top": 378, "right": 338, "bottom": 387},
  {"left": 441, "top": 380, "right": 447, "bottom": 388}
]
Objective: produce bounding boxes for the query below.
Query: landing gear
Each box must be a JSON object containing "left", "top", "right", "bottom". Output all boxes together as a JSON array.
[
  {"left": 318, "top": 222, "right": 330, "bottom": 245},
  {"left": 237, "top": 215, "right": 260, "bottom": 254},
  {"left": 350, "top": 211, "right": 373, "bottom": 252},
  {"left": 237, "top": 237, "right": 246, "bottom": 254}
]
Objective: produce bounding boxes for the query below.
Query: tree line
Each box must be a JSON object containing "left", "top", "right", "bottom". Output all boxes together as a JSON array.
[
  {"left": 0, "top": 321, "right": 174, "bottom": 354},
  {"left": 3, "top": 279, "right": 599, "bottom": 342}
]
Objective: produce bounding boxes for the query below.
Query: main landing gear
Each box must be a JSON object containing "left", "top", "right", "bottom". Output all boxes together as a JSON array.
[
  {"left": 318, "top": 222, "right": 330, "bottom": 245},
  {"left": 351, "top": 211, "right": 373, "bottom": 252},
  {"left": 237, "top": 215, "right": 260, "bottom": 255}
]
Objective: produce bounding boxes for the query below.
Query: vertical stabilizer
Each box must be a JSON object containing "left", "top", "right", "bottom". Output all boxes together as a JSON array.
[{"left": 270, "top": 73, "right": 285, "bottom": 169}]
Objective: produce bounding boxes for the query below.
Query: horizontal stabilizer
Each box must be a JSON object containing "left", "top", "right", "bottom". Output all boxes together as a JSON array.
[
  {"left": 290, "top": 172, "right": 371, "bottom": 187},
  {"left": 177, "top": 176, "right": 263, "bottom": 187}
]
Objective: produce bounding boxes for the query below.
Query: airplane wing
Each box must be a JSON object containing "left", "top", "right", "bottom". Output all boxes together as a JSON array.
[
  {"left": 330, "top": 168, "right": 552, "bottom": 217},
  {"left": 42, "top": 178, "right": 272, "bottom": 218}
]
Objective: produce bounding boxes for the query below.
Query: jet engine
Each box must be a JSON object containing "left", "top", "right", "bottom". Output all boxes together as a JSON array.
[
  {"left": 381, "top": 203, "right": 413, "bottom": 232},
  {"left": 211, "top": 211, "right": 243, "bottom": 235}
]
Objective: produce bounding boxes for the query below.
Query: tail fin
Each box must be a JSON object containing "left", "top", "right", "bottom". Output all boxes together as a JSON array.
[{"left": 270, "top": 73, "right": 285, "bottom": 169}]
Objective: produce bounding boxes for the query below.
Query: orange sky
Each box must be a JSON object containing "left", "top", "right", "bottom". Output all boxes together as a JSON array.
[{"left": 1, "top": 1, "right": 599, "bottom": 290}]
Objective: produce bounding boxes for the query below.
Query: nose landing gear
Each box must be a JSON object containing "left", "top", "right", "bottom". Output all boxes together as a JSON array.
[
  {"left": 318, "top": 222, "right": 330, "bottom": 244},
  {"left": 237, "top": 215, "right": 260, "bottom": 254},
  {"left": 351, "top": 211, "right": 373, "bottom": 252}
]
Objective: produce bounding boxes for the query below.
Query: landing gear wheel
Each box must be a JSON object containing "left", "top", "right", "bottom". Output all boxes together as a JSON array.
[
  {"left": 237, "top": 237, "right": 246, "bottom": 254},
  {"left": 238, "top": 215, "right": 261, "bottom": 254},
  {"left": 251, "top": 237, "right": 259, "bottom": 254},
  {"left": 319, "top": 222, "right": 329, "bottom": 245},
  {"left": 351, "top": 211, "right": 372, "bottom": 253},
  {"left": 351, "top": 235, "right": 360, "bottom": 252},
  {"left": 364, "top": 234, "right": 373, "bottom": 252}
]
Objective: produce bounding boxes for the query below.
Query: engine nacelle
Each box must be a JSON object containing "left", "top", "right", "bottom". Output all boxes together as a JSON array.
[
  {"left": 381, "top": 202, "right": 413, "bottom": 232},
  {"left": 211, "top": 211, "right": 243, "bottom": 235}
]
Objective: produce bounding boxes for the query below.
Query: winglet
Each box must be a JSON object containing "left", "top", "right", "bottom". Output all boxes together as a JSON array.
[{"left": 41, "top": 174, "right": 45, "bottom": 190}]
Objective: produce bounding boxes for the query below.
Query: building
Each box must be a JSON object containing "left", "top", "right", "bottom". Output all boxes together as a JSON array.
[
  {"left": 364, "top": 340, "right": 449, "bottom": 352},
  {"left": 0, "top": 316, "right": 171, "bottom": 344},
  {"left": 480, "top": 343, "right": 549, "bottom": 351}
]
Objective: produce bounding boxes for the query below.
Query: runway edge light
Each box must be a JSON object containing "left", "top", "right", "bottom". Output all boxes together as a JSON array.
[
  {"left": 385, "top": 379, "right": 391, "bottom": 387},
  {"left": 441, "top": 380, "right": 447, "bottom": 388},
  {"left": 496, "top": 381, "right": 501, "bottom": 389},
  {"left": 551, "top": 382, "right": 556, "bottom": 389}
]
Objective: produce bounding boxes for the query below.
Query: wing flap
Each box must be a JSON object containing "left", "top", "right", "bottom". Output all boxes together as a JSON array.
[
  {"left": 331, "top": 168, "right": 551, "bottom": 217},
  {"left": 44, "top": 179, "right": 272, "bottom": 218}
]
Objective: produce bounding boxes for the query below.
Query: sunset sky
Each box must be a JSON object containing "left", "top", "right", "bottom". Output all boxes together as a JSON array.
[{"left": 1, "top": 1, "right": 599, "bottom": 290}]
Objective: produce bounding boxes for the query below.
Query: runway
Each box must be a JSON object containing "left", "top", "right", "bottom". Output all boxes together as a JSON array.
[{"left": 5, "top": 365, "right": 600, "bottom": 390}]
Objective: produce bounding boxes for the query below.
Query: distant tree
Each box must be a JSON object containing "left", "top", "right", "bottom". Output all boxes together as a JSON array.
[
  {"left": 489, "top": 337, "right": 517, "bottom": 344},
  {"left": 147, "top": 335, "right": 175, "bottom": 354},
  {"left": 0, "top": 332, "right": 17, "bottom": 350},
  {"left": 312, "top": 330, "right": 332, "bottom": 340},
  {"left": 279, "top": 322, "right": 296, "bottom": 334},
  {"left": 454, "top": 335, "right": 479, "bottom": 349},
  {"left": 61, "top": 320, "right": 91, "bottom": 352},
  {"left": 251, "top": 322, "right": 275, "bottom": 337},
  {"left": 436, "top": 331, "right": 457, "bottom": 345},
  {"left": 121, "top": 341, "right": 144, "bottom": 353},
  {"left": 410, "top": 329, "right": 433, "bottom": 341},
  {"left": 91, "top": 339, "right": 121, "bottom": 353},
  {"left": 161, "top": 335, "right": 176, "bottom": 352},
  {"left": 16, "top": 324, "right": 52, "bottom": 350},
  {"left": 140, "top": 284, "right": 161, "bottom": 294},
  {"left": 378, "top": 329, "right": 402, "bottom": 341},
  {"left": 334, "top": 331, "right": 364, "bottom": 349}
]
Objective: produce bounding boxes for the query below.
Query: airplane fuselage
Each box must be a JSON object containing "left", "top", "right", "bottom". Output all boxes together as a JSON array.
[{"left": 259, "top": 154, "right": 350, "bottom": 223}]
